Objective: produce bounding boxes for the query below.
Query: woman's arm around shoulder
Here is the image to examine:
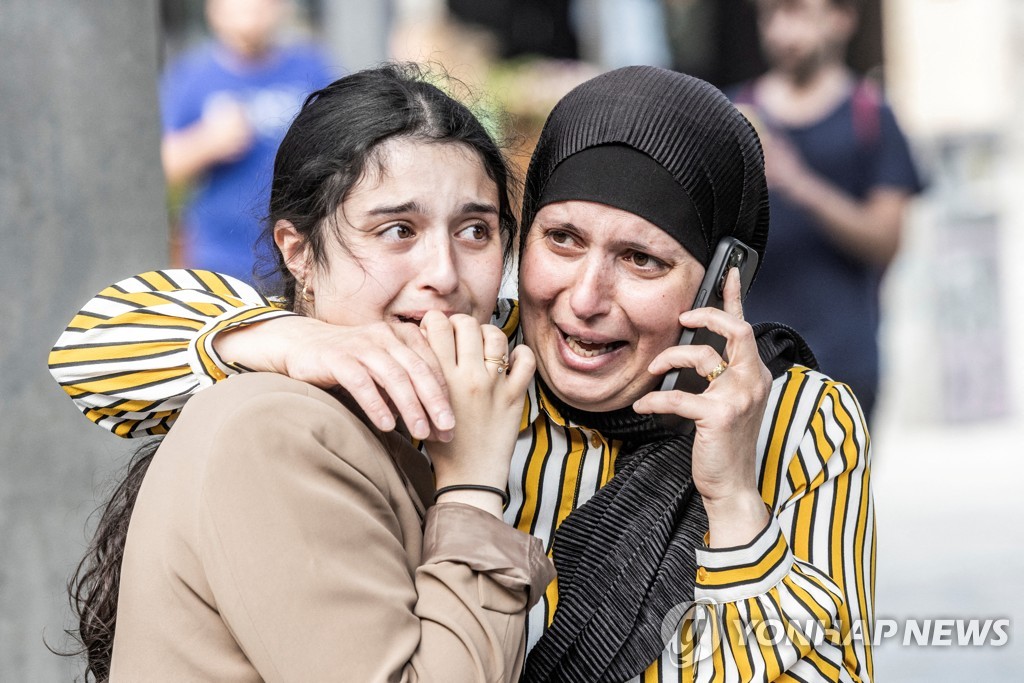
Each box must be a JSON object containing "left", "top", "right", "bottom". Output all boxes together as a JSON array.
[
  {"left": 48, "top": 269, "right": 291, "bottom": 437},
  {"left": 49, "top": 269, "right": 460, "bottom": 441}
]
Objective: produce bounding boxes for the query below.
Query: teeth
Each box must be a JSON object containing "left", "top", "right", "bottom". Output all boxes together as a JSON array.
[{"left": 565, "top": 335, "right": 615, "bottom": 358}]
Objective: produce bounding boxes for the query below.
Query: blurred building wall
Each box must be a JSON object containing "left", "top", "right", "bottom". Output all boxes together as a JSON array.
[
  {"left": 319, "top": 0, "right": 392, "bottom": 70},
  {"left": 881, "top": 0, "right": 1024, "bottom": 424},
  {"left": 0, "top": 1, "right": 167, "bottom": 678}
]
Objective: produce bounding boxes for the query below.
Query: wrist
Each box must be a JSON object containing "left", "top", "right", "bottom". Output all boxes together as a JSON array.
[
  {"left": 784, "top": 169, "right": 823, "bottom": 206},
  {"left": 434, "top": 488, "right": 506, "bottom": 519},
  {"left": 212, "top": 314, "right": 302, "bottom": 375},
  {"left": 434, "top": 483, "right": 509, "bottom": 506},
  {"left": 703, "top": 488, "right": 770, "bottom": 549}
]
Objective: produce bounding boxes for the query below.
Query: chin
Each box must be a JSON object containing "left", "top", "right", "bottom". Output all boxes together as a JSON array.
[{"left": 545, "top": 370, "right": 634, "bottom": 413}]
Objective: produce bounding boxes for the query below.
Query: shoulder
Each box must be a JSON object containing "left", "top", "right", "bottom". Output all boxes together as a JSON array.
[
  {"left": 723, "top": 79, "right": 757, "bottom": 104},
  {"left": 163, "top": 43, "right": 218, "bottom": 83},
  {"left": 770, "top": 366, "right": 864, "bottom": 436},
  {"left": 763, "top": 366, "right": 869, "bottom": 459},
  {"left": 188, "top": 372, "right": 340, "bottom": 416},
  {"left": 492, "top": 298, "right": 521, "bottom": 341},
  {"left": 757, "top": 367, "right": 869, "bottom": 503},
  {"left": 159, "top": 44, "right": 222, "bottom": 117},
  {"left": 277, "top": 42, "right": 333, "bottom": 74},
  {"left": 181, "top": 374, "right": 395, "bottom": 487},
  {"left": 280, "top": 42, "right": 329, "bottom": 61}
]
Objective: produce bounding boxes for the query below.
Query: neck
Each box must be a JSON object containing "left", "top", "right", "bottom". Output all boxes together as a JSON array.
[
  {"left": 756, "top": 63, "right": 854, "bottom": 126},
  {"left": 775, "top": 58, "right": 848, "bottom": 91},
  {"left": 216, "top": 40, "right": 274, "bottom": 68},
  {"left": 537, "top": 378, "right": 673, "bottom": 444}
]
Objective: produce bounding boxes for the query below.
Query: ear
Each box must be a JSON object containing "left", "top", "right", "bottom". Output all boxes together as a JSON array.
[{"left": 273, "top": 220, "right": 311, "bottom": 283}]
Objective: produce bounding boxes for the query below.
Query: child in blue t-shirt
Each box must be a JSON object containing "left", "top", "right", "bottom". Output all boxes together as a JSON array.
[{"left": 161, "top": 0, "right": 335, "bottom": 284}]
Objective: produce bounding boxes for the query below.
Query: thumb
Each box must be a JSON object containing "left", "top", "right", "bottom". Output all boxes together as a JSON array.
[{"left": 505, "top": 345, "right": 536, "bottom": 395}]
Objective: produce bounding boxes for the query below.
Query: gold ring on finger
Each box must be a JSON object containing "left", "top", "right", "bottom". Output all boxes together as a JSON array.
[
  {"left": 484, "top": 355, "right": 509, "bottom": 374},
  {"left": 705, "top": 360, "right": 729, "bottom": 383}
]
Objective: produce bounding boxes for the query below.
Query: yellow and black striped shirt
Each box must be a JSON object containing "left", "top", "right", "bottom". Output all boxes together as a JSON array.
[{"left": 50, "top": 270, "right": 875, "bottom": 682}]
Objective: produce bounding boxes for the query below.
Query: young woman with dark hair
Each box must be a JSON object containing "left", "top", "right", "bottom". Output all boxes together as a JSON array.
[{"left": 61, "top": 63, "right": 552, "bottom": 682}]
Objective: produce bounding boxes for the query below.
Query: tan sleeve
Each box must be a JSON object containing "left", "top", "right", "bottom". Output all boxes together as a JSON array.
[{"left": 196, "top": 385, "right": 553, "bottom": 683}]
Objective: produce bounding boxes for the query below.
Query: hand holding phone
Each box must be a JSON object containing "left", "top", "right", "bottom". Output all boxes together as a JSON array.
[{"left": 657, "top": 237, "right": 758, "bottom": 434}]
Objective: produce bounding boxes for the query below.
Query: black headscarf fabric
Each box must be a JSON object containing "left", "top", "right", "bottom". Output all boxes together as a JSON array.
[
  {"left": 517, "top": 67, "right": 801, "bottom": 682},
  {"left": 520, "top": 65, "right": 769, "bottom": 279}
]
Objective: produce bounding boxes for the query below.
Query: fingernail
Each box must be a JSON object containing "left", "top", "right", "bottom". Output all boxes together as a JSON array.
[
  {"left": 437, "top": 410, "right": 455, "bottom": 430},
  {"left": 380, "top": 414, "right": 396, "bottom": 431},
  {"left": 415, "top": 419, "right": 430, "bottom": 438}
]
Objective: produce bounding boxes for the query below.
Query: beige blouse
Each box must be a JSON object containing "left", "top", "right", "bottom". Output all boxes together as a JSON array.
[{"left": 110, "top": 372, "right": 554, "bottom": 682}]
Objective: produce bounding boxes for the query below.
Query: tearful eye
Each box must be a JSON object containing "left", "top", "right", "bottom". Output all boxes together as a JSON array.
[
  {"left": 380, "top": 224, "right": 415, "bottom": 241},
  {"left": 547, "top": 229, "right": 576, "bottom": 247},
  {"left": 465, "top": 224, "right": 489, "bottom": 241},
  {"left": 625, "top": 250, "right": 668, "bottom": 273}
]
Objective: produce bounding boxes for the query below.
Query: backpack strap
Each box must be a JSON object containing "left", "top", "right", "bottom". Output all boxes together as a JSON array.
[
  {"left": 733, "top": 82, "right": 757, "bottom": 107},
  {"left": 736, "top": 77, "right": 881, "bottom": 147},
  {"left": 851, "top": 78, "right": 882, "bottom": 147}
]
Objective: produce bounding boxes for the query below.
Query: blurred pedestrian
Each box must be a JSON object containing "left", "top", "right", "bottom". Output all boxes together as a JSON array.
[
  {"left": 732, "top": 0, "right": 923, "bottom": 420},
  {"left": 161, "top": 0, "right": 335, "bottom": 284}
]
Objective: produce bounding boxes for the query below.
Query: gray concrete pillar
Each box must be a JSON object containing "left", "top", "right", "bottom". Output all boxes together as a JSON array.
[
  {"left": 320, "top": 0, "right": 393, "bottom": 72},
  {"left": 0, "top": 1, "right": 167, "bottom": 678}
]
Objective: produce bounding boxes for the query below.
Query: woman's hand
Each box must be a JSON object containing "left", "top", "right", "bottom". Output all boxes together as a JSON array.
[
  {"left": 633, "top": 268, "right": 772, "bottom": 546},
  {"left": 420, "top": 311, "right": 535, "bottom": 517},
  {"left": 214, "top": 315, "right": 455, "bottom": 441}
]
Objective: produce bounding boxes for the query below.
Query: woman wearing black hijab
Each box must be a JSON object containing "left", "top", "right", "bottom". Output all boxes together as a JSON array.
[{"left": 53, "top": 67, "right": 874, "bottom": 682}]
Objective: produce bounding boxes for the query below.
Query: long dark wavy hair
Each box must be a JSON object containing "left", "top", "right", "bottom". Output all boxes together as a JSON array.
[{"left": 64, "top": 62, "right": 518, "bottom": 682}]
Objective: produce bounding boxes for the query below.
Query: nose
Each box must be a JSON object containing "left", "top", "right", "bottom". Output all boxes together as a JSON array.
[
  {"left": 568, "top": 255, "right": 612, "bottom": 320},
  {"left": 416, "top": 233, "right": 460, "bottom": 296}
]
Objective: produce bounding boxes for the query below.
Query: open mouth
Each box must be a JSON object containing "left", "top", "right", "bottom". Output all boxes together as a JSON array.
[
  {"left": 561, "top": 331, "right": 626, "bottom": 358},
  {"left": 396, "top": 315, "right": 423, "bottom": 325}
]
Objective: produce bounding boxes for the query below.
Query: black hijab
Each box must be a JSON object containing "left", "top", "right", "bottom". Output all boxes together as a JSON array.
[
  {"left": 520, "top": 65, "right": 769, "bottom": 276},
  {"left": 519, "top": 67, "right": 815, "bottom": 682}
]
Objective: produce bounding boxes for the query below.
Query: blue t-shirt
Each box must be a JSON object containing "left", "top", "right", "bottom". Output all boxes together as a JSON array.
[
  {"left": 730, "top": 82, "right": 923, "bottom": 412},
  {"left": 161, "top": 42, "right": 334, "bottom": 284}
]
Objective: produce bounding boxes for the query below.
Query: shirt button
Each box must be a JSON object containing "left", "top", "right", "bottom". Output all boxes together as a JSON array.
[
  {"left": 696, "top": 566, "right": 709, "bottom": 582},
  {"left": 589, "top": 432, "right": 601, "bottom": 447}
]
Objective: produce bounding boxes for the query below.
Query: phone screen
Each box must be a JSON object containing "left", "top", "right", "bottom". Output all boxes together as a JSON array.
[{"left": 657, "top": 237, "right": 758, "bottom": 433}]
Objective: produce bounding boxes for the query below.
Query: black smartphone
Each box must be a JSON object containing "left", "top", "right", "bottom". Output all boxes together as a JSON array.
[{"left": 657, "top": 237, "right": 759, "bottom": 434}]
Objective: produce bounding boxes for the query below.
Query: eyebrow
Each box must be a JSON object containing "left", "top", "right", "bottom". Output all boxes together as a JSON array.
[
  {"left": 366, "top": 201, "right": 422, "bottom": 217},
  {"left": 460, "top": 202, "right": 499, "bottom": 215},
  {"left": 619, "top": 239, "right": 660, "bottom": 253},
  {"left": 366, "top": 201, "right": 499, "bottom": 217}
]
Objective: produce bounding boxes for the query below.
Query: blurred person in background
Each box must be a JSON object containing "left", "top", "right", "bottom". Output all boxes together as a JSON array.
[
  {"left": 730, "top": 0, "right": 923, "bottom": 421},
  {"left": 162, "top": 0, "right": 334, "bottom": 284}
]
